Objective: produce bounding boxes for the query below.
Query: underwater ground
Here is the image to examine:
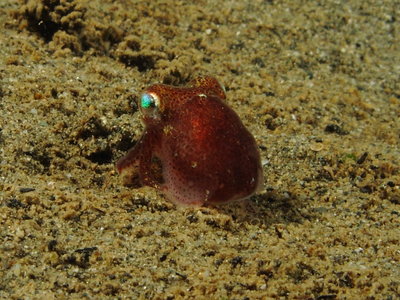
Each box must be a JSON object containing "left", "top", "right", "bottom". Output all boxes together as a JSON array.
[{"left": 1, "top": 0, "right": 399, "bottom": 298}]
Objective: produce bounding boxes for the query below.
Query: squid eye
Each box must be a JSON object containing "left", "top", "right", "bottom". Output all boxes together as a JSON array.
[
  {"left": 139, "top": 92, "right": 160, "bottom": 118},
  {"left": 140, "top": 93, "right": 158, "bottom": 109}
]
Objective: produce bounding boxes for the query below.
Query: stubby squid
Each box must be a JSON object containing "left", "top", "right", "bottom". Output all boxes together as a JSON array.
[{"left": 117, "top": 76, "right": 263, "bottom": 206}]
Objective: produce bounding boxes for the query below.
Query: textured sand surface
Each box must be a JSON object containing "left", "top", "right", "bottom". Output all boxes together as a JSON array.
[{"left": 1, "top": 0, "right": 399, "bottom": 298}]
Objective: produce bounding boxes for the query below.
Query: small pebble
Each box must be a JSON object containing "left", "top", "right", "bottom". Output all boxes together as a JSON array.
[{"left": 19, "top": 187, "right": 35, "bottom": 193}]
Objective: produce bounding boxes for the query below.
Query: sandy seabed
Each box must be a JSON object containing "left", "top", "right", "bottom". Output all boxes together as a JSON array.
[{"left": 0, "top": 0, "right": 399, "bottom": 299}]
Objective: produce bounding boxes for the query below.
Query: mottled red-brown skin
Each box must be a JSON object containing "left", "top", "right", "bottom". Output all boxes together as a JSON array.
[{"left": 117, "top": 76, "right": 263, "bottom": 206}]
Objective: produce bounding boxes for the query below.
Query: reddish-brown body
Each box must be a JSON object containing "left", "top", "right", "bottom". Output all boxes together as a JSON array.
[{"left": 117, "top": 76, "right": 263, "bottom": 206}]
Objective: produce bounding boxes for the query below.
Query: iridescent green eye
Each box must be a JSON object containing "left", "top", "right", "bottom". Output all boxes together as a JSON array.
[
  {"left": 141, "top": 93, "right": 157, "bottom": 109},
  {"left": 139, "top": 92, "right": 160, "bottom": 119}
]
